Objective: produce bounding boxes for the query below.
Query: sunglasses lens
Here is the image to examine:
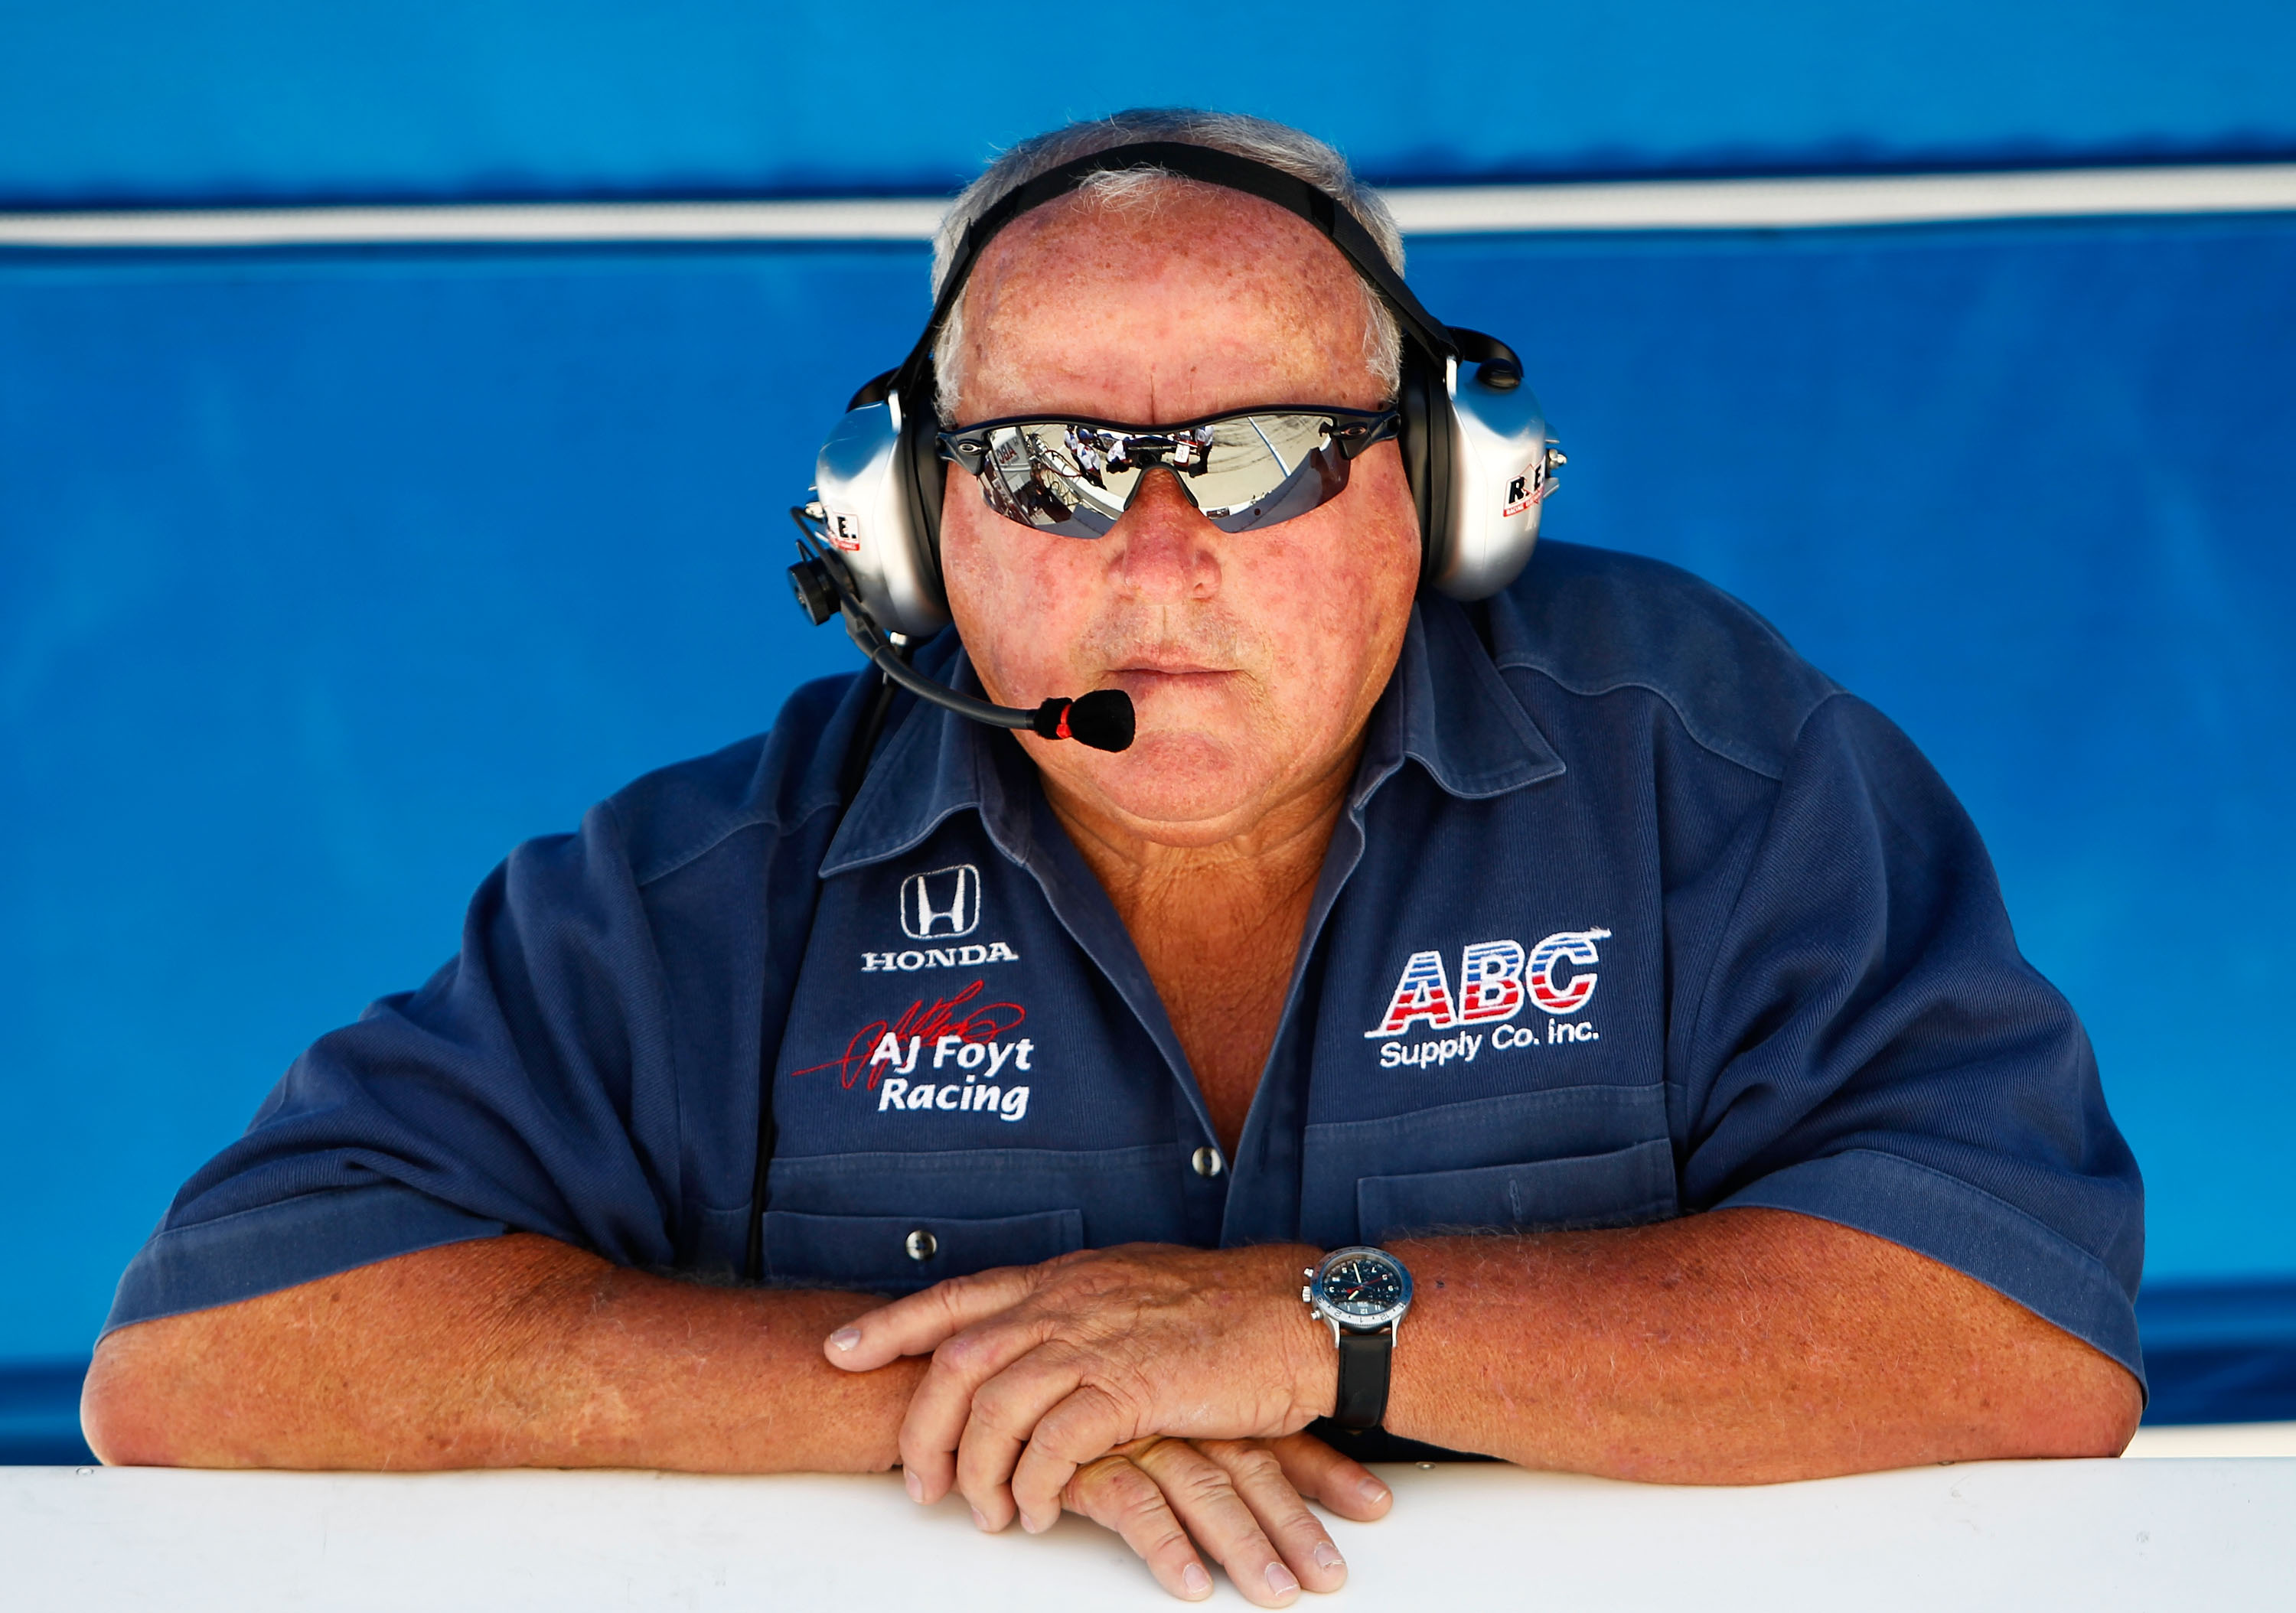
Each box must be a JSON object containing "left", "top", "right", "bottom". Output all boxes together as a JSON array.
[
  {"left": 970, "top": 423, "right": 1140, "bottom": 538},
  {"left": 957, "top": 412, "right": 1368, "bottom": 538},
  {"left": 1191, "top": 415, "right": 1352, "bottom": 533}
]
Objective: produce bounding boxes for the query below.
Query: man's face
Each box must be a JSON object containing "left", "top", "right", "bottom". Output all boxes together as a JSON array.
[{"left": 941, "top": 184, "right": 1421, "bottom": 848}]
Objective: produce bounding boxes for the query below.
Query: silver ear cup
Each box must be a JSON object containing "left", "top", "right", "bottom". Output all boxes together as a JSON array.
[
  {"left": 1425, "top": 359, "right": 1557, "bottom": 601},
  {"left": 813, "top": 399, "right": 951, "bottom": 637}
]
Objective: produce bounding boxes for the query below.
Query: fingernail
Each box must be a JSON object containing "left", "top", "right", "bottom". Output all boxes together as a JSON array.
[
  {"left": 970, "top": 1506, "right": 990, "bottom": 1532},
  {"left": 1358, "top": 1475, "right": 1391, "bottom": 1505},
  {"left": 1021, "top": 1510, "right": 1048, "bottom": 1535},
  {"left": 904, "top": 1468, "right": 923, "bottom": 1502},
  {"left": 1313, "top": 1540, "right": 1345, "bottom": 1574},
  {"left": 1265, "top": 1561, "right": 1300, "bottom": 1597},
  {"left": 1181, "top": 1563, "right": 1212, "bottom": 1598},
  {"left": 828, "top": 1326, "right": 862, "bottom": 1353}
]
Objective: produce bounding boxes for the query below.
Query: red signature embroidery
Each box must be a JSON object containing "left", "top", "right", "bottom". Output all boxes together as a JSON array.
[{"left": 787, "top": 979, "right": 1026, "bottom": 1091}]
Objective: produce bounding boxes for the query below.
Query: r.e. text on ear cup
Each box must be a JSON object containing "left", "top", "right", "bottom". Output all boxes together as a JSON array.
[
  {"left": 811, "top": 389, "right": 952, "bottom": 639},
  {"left": 1425, "top": 338, "right": 1558, "bottom": 601}
]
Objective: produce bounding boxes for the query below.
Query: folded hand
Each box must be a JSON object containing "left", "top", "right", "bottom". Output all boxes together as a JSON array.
[
  {"left": 1059, "top": 1432, "right": 1391, "bottom": 1604},
  {"left": 823, "top": 1243, "right": 1336, "bottom": 1532}
]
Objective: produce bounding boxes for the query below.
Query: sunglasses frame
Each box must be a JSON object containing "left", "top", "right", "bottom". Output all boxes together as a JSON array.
[{"left": 938, "top": 404, "right": 1401, "bottom": 536}]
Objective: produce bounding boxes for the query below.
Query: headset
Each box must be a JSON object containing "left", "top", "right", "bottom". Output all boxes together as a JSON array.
[{"left": 783, "top": 140, "right": 1563, "bottom": 755}]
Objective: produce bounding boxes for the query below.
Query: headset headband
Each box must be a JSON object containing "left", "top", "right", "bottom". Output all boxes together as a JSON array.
[{"left": 869, "top": 142, "right": 1468, "bottom": 409}]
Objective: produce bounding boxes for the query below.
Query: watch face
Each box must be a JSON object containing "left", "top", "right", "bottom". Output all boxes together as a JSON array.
[{"left": 1319, "top": 1252, "right": 1408, "bottom": 1321}]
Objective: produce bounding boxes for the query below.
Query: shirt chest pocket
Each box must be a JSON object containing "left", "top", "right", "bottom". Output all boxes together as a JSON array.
[
  {"left": 1300, "top": 1084, "right": 1678, "bottom": 1246},
  {"left": 1356, "top": 1139, "right": 1674, "bottom": 1243},
  {"left": 763, "top": 1208, "right": 1083, "bottom": 1295}
]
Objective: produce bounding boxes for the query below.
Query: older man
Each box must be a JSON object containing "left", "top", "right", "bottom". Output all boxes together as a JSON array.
[{"left": 85, "top": 111, "right": 2142, "bottom": 1606}]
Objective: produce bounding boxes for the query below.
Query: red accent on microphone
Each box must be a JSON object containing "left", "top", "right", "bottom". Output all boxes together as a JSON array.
[{"left": 1029, "top": 690, "right": 1133, "bottom": 750}]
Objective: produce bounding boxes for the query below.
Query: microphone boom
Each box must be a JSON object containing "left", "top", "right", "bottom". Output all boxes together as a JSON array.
[{"left": 788, "top": 514, "right": 1134, "bottom": 753}]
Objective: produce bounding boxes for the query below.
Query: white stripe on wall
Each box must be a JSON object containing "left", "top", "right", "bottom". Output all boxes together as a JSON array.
[
  {"left": 1382, "top": 163, "right": 2296, "bottom": 233},
  {"left": 0, "top": 197, "right": 952, "bottom": 248},
  {"left": 3, "top": 164, "right": 2293, "bottom": 248}
]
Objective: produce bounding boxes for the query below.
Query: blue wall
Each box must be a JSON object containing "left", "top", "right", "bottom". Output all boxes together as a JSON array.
[
  {"left": 3, "top": 1, "right": 2294, "bottom": 205},
  {"left": 4, "top": 0, "right": 2294, "bottom": 1368},
  {"left": 5, "top": 215, "right": 2294, "bottom": 1358}
]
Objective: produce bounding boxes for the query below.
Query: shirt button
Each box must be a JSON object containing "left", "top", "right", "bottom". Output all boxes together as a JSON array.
[
  {"left": 905, "top": 1228, "right": 938, "bottom": 1261},
  {"left": 1192, "top": 1146, "right": 1225, "bottom": 1178}
]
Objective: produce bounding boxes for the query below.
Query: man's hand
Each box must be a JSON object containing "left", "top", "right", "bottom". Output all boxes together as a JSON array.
[
  {"left": 1062, "top": 1434, "right": 1389, "bottom": 1605},
  {"left": 822, "top": 1243, "right": 1335, "bottom": 1532}
]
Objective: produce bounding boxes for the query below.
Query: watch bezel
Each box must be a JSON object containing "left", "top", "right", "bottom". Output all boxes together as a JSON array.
[{"left": 1309, "top": 1245, "right": 1413, "bottom": 1332}]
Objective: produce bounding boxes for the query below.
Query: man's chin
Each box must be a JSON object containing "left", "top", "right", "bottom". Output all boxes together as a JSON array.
[{"left": 1047, "top": 730, "right": 1281, "bottom": 845}]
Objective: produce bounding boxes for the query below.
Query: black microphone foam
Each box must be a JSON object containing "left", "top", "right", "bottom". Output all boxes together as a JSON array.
[
  {"left": 1031, "top": 690, "right": 1136, "bottom": 752},
  {"left": 1065, "top": 689, "right": 1137, "bottom": 751}
]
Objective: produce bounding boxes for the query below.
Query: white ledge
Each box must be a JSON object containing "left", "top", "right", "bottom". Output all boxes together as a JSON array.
[
  {"left": 6, "top": 1459, "right": 2294, "bottom": 1609},
  {"left": 2, "top": 165, "right": 2293, "bottom": 248}
]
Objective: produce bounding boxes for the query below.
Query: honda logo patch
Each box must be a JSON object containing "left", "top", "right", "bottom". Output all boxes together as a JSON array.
[{"left": 900, "top": 864, "right": 981, "bottom": 940}]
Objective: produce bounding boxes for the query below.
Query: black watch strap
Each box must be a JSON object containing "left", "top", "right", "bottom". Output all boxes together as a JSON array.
[{"left": 1332, "top": 1326, "right": 1393, "bottom": 1430}]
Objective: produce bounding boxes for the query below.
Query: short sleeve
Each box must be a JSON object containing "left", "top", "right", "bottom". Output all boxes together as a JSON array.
[
  {"left": 1677, "top": 695, "right": 2144, "bottom": 1381},
  {"left": 103, "top": 800, "right": 696, "bottom": 1334}
]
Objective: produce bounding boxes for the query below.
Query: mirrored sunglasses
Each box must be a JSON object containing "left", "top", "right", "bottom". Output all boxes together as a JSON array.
[{"left": 939, "top": 406, "right": 1400, "bottom": 539}]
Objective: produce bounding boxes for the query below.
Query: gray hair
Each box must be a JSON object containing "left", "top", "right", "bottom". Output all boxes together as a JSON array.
[{"left": 928, "top": 109, "right": 1406, "bottom": 422}]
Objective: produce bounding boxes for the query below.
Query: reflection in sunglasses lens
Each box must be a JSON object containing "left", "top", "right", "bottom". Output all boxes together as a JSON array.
[{"left": 964, "top": 412, "right": 1362, "bottom": 538}]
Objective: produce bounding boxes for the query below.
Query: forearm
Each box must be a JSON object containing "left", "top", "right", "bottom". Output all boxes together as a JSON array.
[
  {"left": 83, "top": 1233, "right": 924, "bottom": 1472},
  {"left": 1380, "top": 1208, "right": 2141, "bottom": 1482}
]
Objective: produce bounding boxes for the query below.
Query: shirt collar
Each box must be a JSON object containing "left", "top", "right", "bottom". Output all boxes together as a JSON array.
[
  {"left": 1358, "top": 590, "right": 1565, "bottom": 809},
  {"left": 820, "top": 594, "right": 1563, "bottom": 878}
]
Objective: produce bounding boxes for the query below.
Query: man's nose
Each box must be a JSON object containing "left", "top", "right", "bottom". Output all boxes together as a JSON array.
[{"left": 1109, "top": 468, "right": 1221, "bottom": 601}]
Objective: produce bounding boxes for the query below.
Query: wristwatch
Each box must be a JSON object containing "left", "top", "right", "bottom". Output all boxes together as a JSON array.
[{"left": 1302, "top": 1246, "right": 1413, "bottom": 1431}]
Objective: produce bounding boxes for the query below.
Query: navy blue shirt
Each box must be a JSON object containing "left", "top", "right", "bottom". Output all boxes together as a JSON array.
[{"left": 107, "top": 542, "right": 2145, "bottom": 1381}]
